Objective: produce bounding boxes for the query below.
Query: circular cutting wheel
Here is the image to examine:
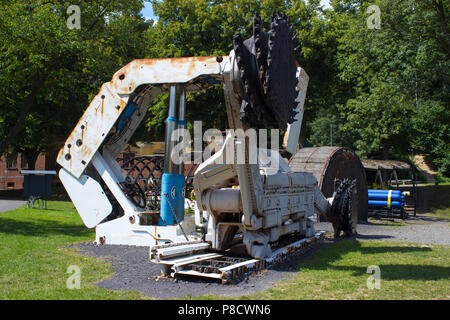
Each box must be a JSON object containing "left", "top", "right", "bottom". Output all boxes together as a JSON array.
[
  {"left": 265, "top": 13, "right": 298, "bottom": 124},
  {"left": 232, "top": 13, "right": 299, "bottom": 129},
  {"left": 329, "top": 179, "right": 357, "bottom": 237}
]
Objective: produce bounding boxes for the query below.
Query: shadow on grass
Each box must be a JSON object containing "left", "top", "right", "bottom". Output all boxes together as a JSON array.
[
  {"left": 355, "top": 234, "right": 395, "bottom": 240},
  {"left": 294, "top": 239, "right": 449, "bottom": 281},
  {"left": 0, "top": 216, "right": 92, "bottom": 238},
  {"left": 31, "top": 207, "right": 77, "bottom": 213}
]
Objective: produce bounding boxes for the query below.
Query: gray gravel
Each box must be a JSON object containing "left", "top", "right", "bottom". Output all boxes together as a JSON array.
[
  {"left": 318, "top": 215, "right": 450, "bottom": 246},
  {"left": 0, "top": 199, "right": 26, "bottom": 213},
  {"left": 70, "top": 215, "right": 449, "bottom": 299},
  {"left": 70, "top": 239, "right": 322, "bottom": 299}
]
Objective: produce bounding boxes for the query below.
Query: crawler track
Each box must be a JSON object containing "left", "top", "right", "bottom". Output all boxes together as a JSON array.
[{"left": 151, "top": 231, "right": 326, "bottom": 284}]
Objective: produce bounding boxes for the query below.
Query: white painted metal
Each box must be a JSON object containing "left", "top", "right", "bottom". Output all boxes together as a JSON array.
[
  {"left": 219, "top": 259, "right": 260, "bottom": 272},
  {"left": 57, "top": 57, "right": 230, "bottom": 179},
  {"left": 169, "top": 253, "right": 223, "bottom": 269},
  {"left": 101, "top": 149, "right": 127, "bottom": 183},
  {"left": 110, "top": 57, "right": 229, "bottom": 95},
  {"left": 284, "top": 67, "right": 309, "bottom": 154},
  {"left": 58, "top": 168, "right": 112, "bottom": 228},
  {"left": 104, "top": 86, "right": 161, "bottom": 158},
  {"left": 91, "top": 151, "right": 137, "bottom": 215},
  {"left": 191, "top": 110, "right": 319, "bottom": 257},
  {"left": 174, "top": 269, "right": 223, "bottom": 280},
  {"left": 95, "top": 215, "right": 192, "bottom": 246},
  {"left": 202, "top": 188, "right": 242, "bottom": 214},
  {"left": 57, "top": 83, "right": 129, "bottom": 179},
  {"left": 153, "top": 242, "right": 211, "bottom": 260},
  {"left": 151, "top": 231, "right": 326, "bottom": 282}
]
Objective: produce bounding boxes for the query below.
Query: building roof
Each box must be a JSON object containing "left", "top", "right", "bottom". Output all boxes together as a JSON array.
[{"left": 361, "top": 159, "right": 411, "bottom": 171}]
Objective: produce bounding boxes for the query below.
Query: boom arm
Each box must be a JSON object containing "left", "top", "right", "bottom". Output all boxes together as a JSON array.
[{"left": 57, "top": 56, "right": 229, "bottom": 179}]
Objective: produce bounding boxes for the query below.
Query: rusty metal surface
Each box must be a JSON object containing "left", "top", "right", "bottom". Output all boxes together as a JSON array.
[
  {"left": 289, "top": 147, "right": 368, "bottom": 222},
  {"left": 57, "top": 56, "right": 230, "bottom": 178},
  {"left": 361, "top": 159, "right": 411, "bottom": 171},
  {"left": 56, "top": 83, "right": 128, "bottom": 178},
  {"left": 111, "top": 56, "right": 228, "bottom": 95}
]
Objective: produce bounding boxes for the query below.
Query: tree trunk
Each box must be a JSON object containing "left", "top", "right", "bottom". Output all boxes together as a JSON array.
[
  {"left": 381, "top": 144, "right": 390, "bottom": 160},
  {"left": 0, "top": 77, "right": 43, "bottom": 157},
  {"left": 432, "top": 0, "right": 450, "bottom": 57},
  {"left": 23, "top": 149, "right": 40, "bottom": 171}
]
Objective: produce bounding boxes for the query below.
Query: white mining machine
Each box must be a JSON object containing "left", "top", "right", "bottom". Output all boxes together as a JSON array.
[{"left": 57, "top": 14, "right": 358, "bottom": 283}]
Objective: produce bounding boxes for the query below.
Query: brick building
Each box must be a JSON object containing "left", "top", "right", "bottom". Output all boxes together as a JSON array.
[
  {"left": 0, "top": 153, "right": 58, "bottom": 191},
  {"left": 0, "top": 141, "right": 165, "bottom": 191}
]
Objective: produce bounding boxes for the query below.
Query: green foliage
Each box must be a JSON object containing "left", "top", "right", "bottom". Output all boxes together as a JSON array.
[
  {"left": 0, "top": 0, "right": 150, "bottom": 162},
  {"left": 0, "top": 0, "right": 448, "bottom": 175},
  {"left": 141, "top": 0, "right": 303, "bottom": 139},
  {"left": 411, "top": 100, "right": 450, "bottom": 175},
  {"left": 330, "top": 0, "right": 449, "bottom": 172},
  {"left": 309, "top": 112, "right": 354, "bottom": 148},
  {"left": 144, "top": 93, "right": 170, "bottom": 141}
]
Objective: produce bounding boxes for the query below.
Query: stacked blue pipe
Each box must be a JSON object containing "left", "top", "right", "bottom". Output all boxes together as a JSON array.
[{"left": 368, "top": 189, "right": 409, "bottom": 208}]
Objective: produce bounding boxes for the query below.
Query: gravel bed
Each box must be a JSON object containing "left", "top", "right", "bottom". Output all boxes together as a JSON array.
[
  {"left": 70, "top": 215, "right": 449, "bottom": 299},
  {"left": 0, "top": 199, "right": 27, "bottom": 213},
  {"left": 70, "top": 238, "right": 326, "bottom": 299},
  {"left": 317, "top": 215, "right": 450, "bottom": 246}
]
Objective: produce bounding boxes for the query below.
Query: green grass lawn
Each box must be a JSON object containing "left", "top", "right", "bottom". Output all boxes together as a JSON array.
[
  {"left": 430, "top": 208, "right": 450, "bottom": 220},
  {"left": 1, "top": 201, "right": 449, "bottom": 300},
  {"left": 367, "top": 218, "right": 410, "bottom": 228},
  {"left": 0, "top": 201, "right": 143, "bottom": 299},
  {"left": 236, "top": 240, "right": 450, "bottom": 300}
]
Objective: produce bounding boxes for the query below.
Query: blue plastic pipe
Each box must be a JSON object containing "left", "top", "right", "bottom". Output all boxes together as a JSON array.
[
  {"left": 368, "top": 189, "right": 403, "bottom": 194},
  {"left": 368, "top": 200, "right": 404, "bottom": 208},
  {"left": 368, "top": 193, "right": 405, "bottom": 201}
]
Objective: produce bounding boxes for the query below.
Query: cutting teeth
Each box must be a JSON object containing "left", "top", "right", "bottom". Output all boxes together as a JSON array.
[{"left": 232, "top": 13, "right": 298, "bottom": 129}]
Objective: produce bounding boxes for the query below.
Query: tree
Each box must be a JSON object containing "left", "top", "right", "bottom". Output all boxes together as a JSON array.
[
  {"left": 332, "top": 0, "right": 449, "bottom": 171},
  {"left": 141, "top": 0, "right": 344, "bottom": 141},
  {"left": 411, "top": 100, "right": 449, "bottom": 175},
  {"left": 139, "top": 0, "right": 292, "bottom": 139},
  {"left": 0, "top": 0, "right": 150, "bottom": 161}
]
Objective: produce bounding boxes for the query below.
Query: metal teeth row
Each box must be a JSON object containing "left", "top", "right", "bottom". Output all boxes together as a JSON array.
[
  {"left": 234, "top": 13, "right": 301, "bottom": 128},
  {"left": 264, "top": 12, "right": 299, "bottom": 124},
  {"left": 271, "top": 12, "right": 289, "bottom": 23},
  {"left": 331, "top": 178, "right": 356, "bottom": 233},
  {"left": 253, "top": 15, "right": 267, "bottom": 83},
  {"left": 234, "top": 34, "right": 260, "bottom": 126},
  {"left": 235, "top": 19, "right": 278, "bottom": 128}
]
